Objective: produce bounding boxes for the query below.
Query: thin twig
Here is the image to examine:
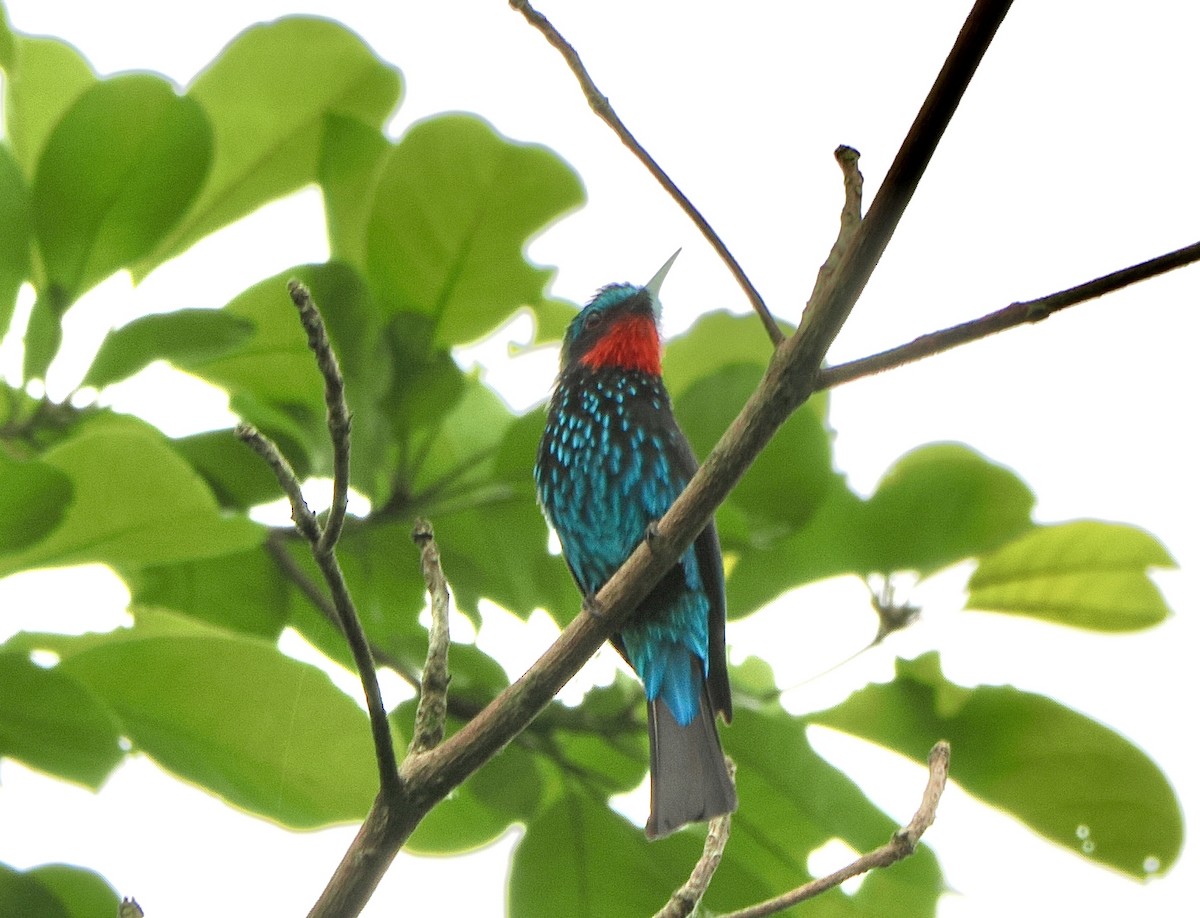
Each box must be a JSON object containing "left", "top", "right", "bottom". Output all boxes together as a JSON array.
[
  {"left": 717, "top": 742, "right": 951, "bottom": 918},
  {"left": 654, "top": 760, "right": 736, "bottom": 918},
  {"left": 237, "top": 294, "right": 400, "bottom": 799},
  {"left": 508, "top": 0, "right": 786, "bottom": 347},
  {"left": 802, "top": 145, "right": 864, "bottom": 325},
  {"left": 289, "top": 281, "right": 352, "bottom": 552},
  {"left": 235, "top": 425, "right": 320, "bottom": 542},
  {"left": 817, "top": 239, "right": 1200, "bottom": 390},
  {"left": 410, "top": 519, "right": 452, "bottom": 755}
]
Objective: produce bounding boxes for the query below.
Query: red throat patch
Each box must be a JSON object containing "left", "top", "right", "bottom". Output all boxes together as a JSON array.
[{"left": 579, "top": 314, "right": 662, "bottom": 374}]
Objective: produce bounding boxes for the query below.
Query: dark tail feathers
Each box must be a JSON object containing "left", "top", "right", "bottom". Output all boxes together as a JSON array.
[{"left": 645, "top": 689, "right": 737, "bottom": 839}]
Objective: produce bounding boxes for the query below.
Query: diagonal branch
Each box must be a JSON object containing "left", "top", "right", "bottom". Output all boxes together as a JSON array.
[
  {"left": 509, "top": 0, "right": 786, "bottom": 347},
  {"left": 817, "top": 239, "right": 1200, "bottom": 390},
  {"left": 716, "top": 742, "right": 951, "bottom": 918},
  {"left": 307, "top": 4, "right": 1011, "bottom": 914}
]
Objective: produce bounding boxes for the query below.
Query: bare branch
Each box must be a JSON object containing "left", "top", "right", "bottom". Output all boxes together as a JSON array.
[
  {"left": 237, "top": 291, "right": 400, "bottom": 800},
  {"left": 717, "top": 742, "right": 952, "bottom": 918},
  {"left": 508, "top": 0, "right": 786, "bottom": 347},
  {"left": 803, "top": 145, "right": 864, "bottom": 320},
  {"left": 288, "top": 280, "right": 352, "bottom": 552},
  {"left": 235, "top": 424, "right": 320, "bottom": 542},
  {"left": 817, "top": 239, "right": 1200, "bottom": 390},
  {"left": 654, "top": 760, "right": 736, "bottom": 918},
  {"left": 410, "top": 519, "right": 452, "bottom": 755}
]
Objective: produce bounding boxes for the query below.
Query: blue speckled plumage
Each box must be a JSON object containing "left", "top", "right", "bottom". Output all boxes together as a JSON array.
[{"left": 535, "top": 260, "right": 737, "bottom": 838}]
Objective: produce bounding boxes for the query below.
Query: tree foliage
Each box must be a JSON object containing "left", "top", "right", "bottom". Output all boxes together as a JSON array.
[{"left": 0, "top": 7, "right": 1183, "bottom": 916}]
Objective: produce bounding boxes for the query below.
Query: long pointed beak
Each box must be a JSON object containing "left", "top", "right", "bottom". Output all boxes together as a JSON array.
[{"left": 644, "top": 249, "right": 681, "bottom": 299}]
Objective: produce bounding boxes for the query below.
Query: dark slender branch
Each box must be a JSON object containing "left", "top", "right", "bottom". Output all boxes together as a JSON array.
[
  {"left": 508, "top": 0, "right": 786, "bottom": 347},
  {"left": 289, "top": 281, "right": 352, "bottom": 552},
  {"left": 717, "top": 742, "right": 951, "bottom": 918},
  {"left": 410, "top": 519, "right": 452, "bottom": 754},
  {"left": 817, "top": 239, "right": 1200, "bottom": 390},
  {"left": 264, "top": 532, "right": 424, "bottom": 691},
  {"left": 654, "top": 760, "right": 736, "bottom": 918}
]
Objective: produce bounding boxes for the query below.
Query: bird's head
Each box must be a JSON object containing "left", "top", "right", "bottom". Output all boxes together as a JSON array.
[{"left": 561, "top": 250, "right": 680, "bottom": 375}]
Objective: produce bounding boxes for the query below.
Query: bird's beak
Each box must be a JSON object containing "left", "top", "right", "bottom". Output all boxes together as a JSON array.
[{"left": 644, "top": 249, "right": 681, "bottom": 300}]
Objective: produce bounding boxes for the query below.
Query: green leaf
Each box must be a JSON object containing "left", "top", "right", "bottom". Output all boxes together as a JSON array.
[
  {"left": 662, "top": 310, "right": 781, "bottom": 398},
  {"left": 0, "top": 864, "right": 70, "bottom": 918},
  {"left": 83, "top": 309, "right": 254, "bottom": 389},
  {"left": 318, "top": 113, "right": 391, "bottom": 271},
  {"left": 21, "top": 285, "right": 70, "bottom": 382},
  {"left": 189, "top": 262, "right": 396, "bottom": 500},
  {"left": 967, "top": 520, "right": 1175, "bottom": 630},
  {"left": 510, "top": 789, "right": 753, "bottom": 917},
  {"left": 712, "top": 706, "right": 943, "bottom": 917},
  {"left": 3, "top": 35, "right": 97, "bottom": 179},
  {"left": 0, "top": 653, "right": 123, "bottom": 788},
  {"left": 60, "top": 632, "right": 378, "bottom": 828},
  {"left": 139, "top": 16, "right": 402, "bottom": 272},
  {"left": 31, "top": 74, "right": 212, "bottom": 299},
  {"left": 0, "top": 143, "right": 31, "bottom": 334},
  {"left": 0, "top": 452, "right": 72, "bottom": 553},
  {"left": 169, "top": 429, "right": 289, "bottom": 510},
  {"left": 860, "top": 443, "right": 1035, "bottom": 574},
  {"left": 0, "top": 8, "right": 14, "bottom": 71},
  {"left": 675, "top": 363, "right": 832, "bottom": 536},
  {"left": 812, "top": 652, "right": 1184, "bottom": 878},
  {"left": 128, "top": 547, "right": 289, "bottom": 639},
  {"left": 365, "top": 114, "right": 584, "bottom": 346},
  {"left": 0, "top": 414, "right": 263, "bottom": 578},
  {"left": 24, "top": 865, "right": 119, "bottom": 918}
]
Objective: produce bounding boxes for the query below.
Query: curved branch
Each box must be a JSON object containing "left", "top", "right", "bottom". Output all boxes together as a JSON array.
[
  {"left": 717, "top": 742, "right": 951, "bottom": 918},
  {"left": 509, "top": 0, "right": 786, "bottom": 347}
]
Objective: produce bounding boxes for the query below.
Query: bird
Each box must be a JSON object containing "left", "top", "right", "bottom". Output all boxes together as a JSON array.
[{"left": 535, "top": 252, "right": 737, "bottom": 839}]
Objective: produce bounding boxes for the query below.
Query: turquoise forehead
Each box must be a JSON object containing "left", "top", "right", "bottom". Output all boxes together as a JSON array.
[{"left": 567, "top": 282, "right": 645, "bottom": 342}]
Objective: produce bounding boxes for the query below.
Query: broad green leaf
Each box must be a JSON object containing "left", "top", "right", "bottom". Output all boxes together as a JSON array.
[
  {"left": 318, "top": 113, "right": 391, "bottom": 271},
  {"left": 140, "top": 16, "right": 402, "bottom": 271},
  {"left": 526, "top": 296, "right": 577, "bottom": 345},
  {"left": 21, "top": 285, "right": 70, "bottom": 382},
  {"left": 662, "top": 310, "right": 782, "bottom": 398},
  {"left": 0, "top": 414, "right": 263, "bottom": 578},
  {"left": 128, "top": 547, "right": 290, "bottom": 639},
  {"left": 60, "top": 632, "right": 378, "bottom": 828},
  {"left": 32, "top": 74, "right": 212, "bottom": 299},
  {"left": 860, "top": 443, "right": 1035, "bottom": 574},
  {"left": 190, "top": 262, "right": 395, "bottom": 500},
  {"left": 365, "top": 114, "right": 584, "bottom": 346},
  {"left": 0, "top": 653, "right": 123, "bottom": 788},
  {"left": 711, "top": 706, "right": 943, "bottom": 917},
  {"left": 0, "top": 452, "right": 72, "bottom": 553},
  {"left": 0, "top": 144, "right": 31, "bottom": 334},
  {"left": 510, "top": 786, "right": 767, "bottom": 917},
  {"left": 24, "top": 865, "right": 119, "bottom": 918},
  {"left": 968, "top": 520, "right": 1175, "bottom": 631},
  {"left": 83, "top": 310, "right": 254, "bottom": 389},
  {"left": 0, "top": 8, "right": 13, "bottom": 70},
  {"left": 3, "top": 35, "right": 96, "bottom": 179},
  {"left": 0, "top": 864, "right": 70, "bottom": 918},
  {"left": 675, "top": 364, "right": 832, "bottom": 535},
  {"left": 170, "top": 429, "right": 289, "bottom": 510},
  {"left": 812, "top": 652, "right": 1183, "bottom": 878}
]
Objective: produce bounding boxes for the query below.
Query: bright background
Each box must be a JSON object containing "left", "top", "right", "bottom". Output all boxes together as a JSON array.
[{"left": 1, "top": 2, "right": 1197, "bottom": 916}]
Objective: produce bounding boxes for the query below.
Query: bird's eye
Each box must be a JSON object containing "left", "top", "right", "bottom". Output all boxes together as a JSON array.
[{"left": 583, "top": 312, "right": 601, "bottom": 331}]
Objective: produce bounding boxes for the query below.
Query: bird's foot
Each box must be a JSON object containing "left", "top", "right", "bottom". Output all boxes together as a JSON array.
[
  {"left": 582, "top": 591, "right": 603, "bottom": 619},
  {"left": 643, "top": 519, "right": 663, "bottom": 552}
]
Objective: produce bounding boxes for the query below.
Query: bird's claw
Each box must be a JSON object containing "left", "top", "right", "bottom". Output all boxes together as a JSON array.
[
  {"left": 582, "top": 592, "right": 603, "bottom": 619},
  {"left": 643, "top": 519, "right": 663, "bottom": 552}
]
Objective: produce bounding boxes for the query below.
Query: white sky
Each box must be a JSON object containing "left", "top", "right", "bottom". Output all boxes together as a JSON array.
[{"left": 1, "top": 2, "right": 1197, "bottom": 916}]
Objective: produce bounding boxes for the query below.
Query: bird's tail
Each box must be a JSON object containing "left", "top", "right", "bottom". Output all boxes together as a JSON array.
[{"left": 645, "top": 686, "right": 737, "bottom": 839}]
